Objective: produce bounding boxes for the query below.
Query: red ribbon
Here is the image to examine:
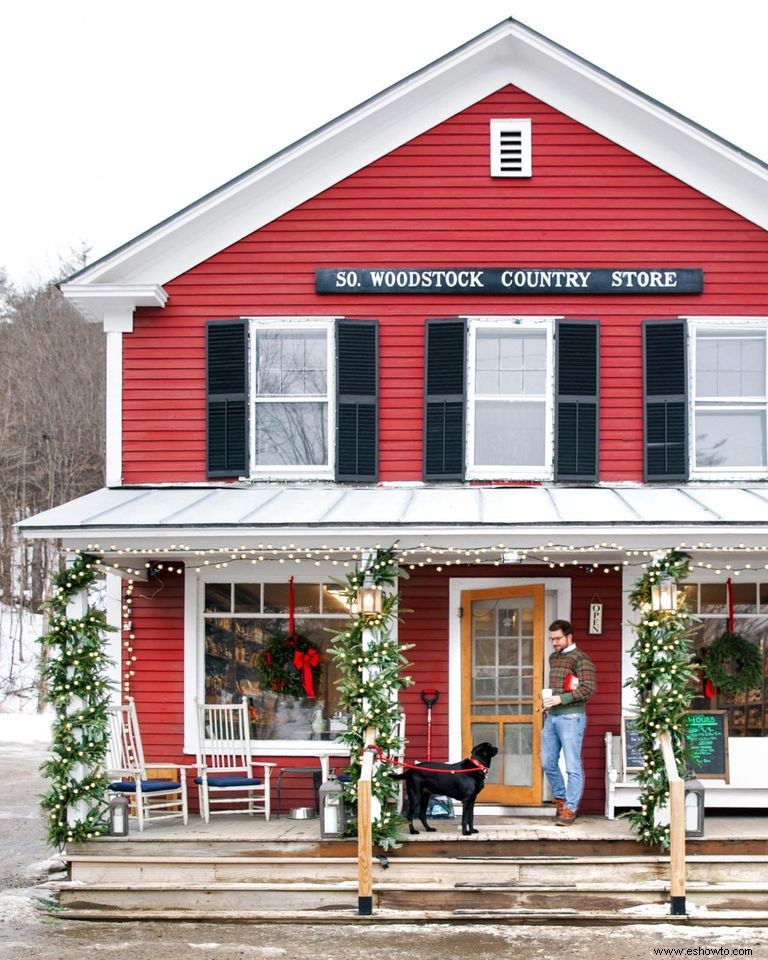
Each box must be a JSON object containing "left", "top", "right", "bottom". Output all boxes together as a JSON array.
[
  {"left": 726, "top": 576, "right": 735, "bottom": 633},
  {"left": 293, "top": 648, "right": 320, "bottom": 698}
]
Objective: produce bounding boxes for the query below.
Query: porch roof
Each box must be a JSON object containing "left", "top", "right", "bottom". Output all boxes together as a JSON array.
[{"left": 18, "top": 484, "right": 768, "bottom": 556}]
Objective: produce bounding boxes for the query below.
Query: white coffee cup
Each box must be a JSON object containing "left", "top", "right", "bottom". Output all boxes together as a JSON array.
[{"left": 541, "top": 688, "right": 553, "bottom": 699}]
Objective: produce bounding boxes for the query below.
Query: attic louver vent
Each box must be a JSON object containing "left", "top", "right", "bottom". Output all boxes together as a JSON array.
[{"left": 490, "top": 119, "right": 532, "bottom": 178}]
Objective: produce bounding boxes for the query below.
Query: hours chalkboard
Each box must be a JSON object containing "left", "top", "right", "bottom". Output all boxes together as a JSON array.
[
  {"left": 684, "top": 711, "right": 729, "bottom": 781},
  {"left": 622, "top": 717, "right": 644, "bottom": 772}
]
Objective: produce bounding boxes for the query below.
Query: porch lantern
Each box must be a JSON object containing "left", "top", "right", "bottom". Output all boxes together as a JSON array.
[
  {"left": 651, "top": 575, "right": 677, "bottom": 612},
  {"left": 684, "top": 780, "right": 705, "bottom": 837},
  {"left": 357, "top": 584, "right": 383, "bottom": 617},
  {"left": 108, "top": 794, "right": 130, "bottom": 836},
  {"left": 319, "top": 774, "right": 346, "bottom": 838}
]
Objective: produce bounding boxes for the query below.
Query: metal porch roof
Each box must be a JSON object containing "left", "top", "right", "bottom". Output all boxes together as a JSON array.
[{"left": 17, "top": 485, "right": 768, "bottom": 554}]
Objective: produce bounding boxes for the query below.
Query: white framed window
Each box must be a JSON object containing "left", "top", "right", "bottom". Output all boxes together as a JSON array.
[
  {"left": 248, "top": 317, "right": 336, "bottom": 479},
  {"left": 186, "top": 569, "right": 353, "bottom": 756},
  {"left": 690, "top": 318, "right": 768, "bottom": 479},
  {"left": 466, "top": 317, "right": 555, "bottom": 480}
]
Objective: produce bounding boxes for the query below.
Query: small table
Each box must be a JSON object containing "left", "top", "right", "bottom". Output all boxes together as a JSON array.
[{"left": 276, "top": 765, "right": 325, "bottom": 817}]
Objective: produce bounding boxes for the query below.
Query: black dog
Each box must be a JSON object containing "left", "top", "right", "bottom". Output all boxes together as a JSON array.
[{"left": 394, "top": 742, "right": 498, "bottom": 836}]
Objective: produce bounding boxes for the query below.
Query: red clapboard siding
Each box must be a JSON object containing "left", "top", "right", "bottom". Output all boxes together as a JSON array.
[
  {"left": 122, "top": 85, "right": 768, "bottom": 483},
  {"left": 398, "top": 565, "right": 623, "bottom": 816}
]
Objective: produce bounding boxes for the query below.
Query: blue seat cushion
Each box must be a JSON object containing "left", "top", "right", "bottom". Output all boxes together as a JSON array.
[
  {"left": 108, "top": 779, "right": 181, "bottom": 793},
  {"left": 193, "top": 775, "right": 262, "bottom": 787}
]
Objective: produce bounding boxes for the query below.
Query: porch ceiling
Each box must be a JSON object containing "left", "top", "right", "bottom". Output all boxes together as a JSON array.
[{"left": 17, "top": 485, "right": 768, "bottom": 566}]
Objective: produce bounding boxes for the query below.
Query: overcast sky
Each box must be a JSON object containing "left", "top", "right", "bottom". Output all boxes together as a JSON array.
[{"left": 3, "top": 0, "right": 768, "bottom": 287}]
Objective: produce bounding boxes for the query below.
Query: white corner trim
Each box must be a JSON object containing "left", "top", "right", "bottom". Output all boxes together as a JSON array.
[
  {"left": 59, "top": 283, "right": 168, "bottom": 325},
  {"left": 105, "top": 330, "right": 123, "bottom": 487},
  {"left": 104, "top": 573, "right": 124, "bottom": 704},
  {"left": 183, "top": 566, "right": 201, "bottom": 758}
]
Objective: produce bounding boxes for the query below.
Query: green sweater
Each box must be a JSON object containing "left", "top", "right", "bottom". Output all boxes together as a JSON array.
[{"left": 546, "top": 646, "right": 597, "bottom": 715}]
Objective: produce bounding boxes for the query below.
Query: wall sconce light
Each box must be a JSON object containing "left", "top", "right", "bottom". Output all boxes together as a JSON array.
[
  {"left": 357, "top": 584, "right": 383, "bottom": 616},
  {"left": 651, "top": 575, "right": 677, "bottom": 611}
]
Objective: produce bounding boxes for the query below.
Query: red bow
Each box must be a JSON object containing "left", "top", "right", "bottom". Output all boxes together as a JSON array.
[{"left": 293, "top": 648, "right": 320, "bottom": 698}]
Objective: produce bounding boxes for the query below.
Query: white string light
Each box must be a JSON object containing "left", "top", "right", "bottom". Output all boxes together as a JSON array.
[{"left": 73, "top": 538, "right": 768, "bottom": 576}]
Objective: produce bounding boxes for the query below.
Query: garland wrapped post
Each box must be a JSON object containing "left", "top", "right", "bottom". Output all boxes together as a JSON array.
[
  {"left": 38, "top": 553, "right": 115, "bottom": 848},
  {"left": 331, "top": 546, "right": 412, "bottom": 850},
  {"left": 626, "top": 549, "right": 694, "bottom": 849}
]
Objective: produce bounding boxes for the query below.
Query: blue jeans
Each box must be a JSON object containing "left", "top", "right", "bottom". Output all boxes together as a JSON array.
[{"left": 541, "top": 712, "right": 587, "bottom": 813}]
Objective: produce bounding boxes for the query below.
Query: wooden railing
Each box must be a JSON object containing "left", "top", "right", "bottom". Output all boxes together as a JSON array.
[{"left": 658, "top": 730, "right": 686, "bottom": 915}]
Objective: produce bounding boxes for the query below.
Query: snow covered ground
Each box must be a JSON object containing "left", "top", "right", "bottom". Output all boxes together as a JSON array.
[{"left": 0, "top": 602, "right": 45, "bottom": 714}]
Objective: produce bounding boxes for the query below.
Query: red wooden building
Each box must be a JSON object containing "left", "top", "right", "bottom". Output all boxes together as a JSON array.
[{"left": 22, "top": 18, "right": 768, "bottom": 815}]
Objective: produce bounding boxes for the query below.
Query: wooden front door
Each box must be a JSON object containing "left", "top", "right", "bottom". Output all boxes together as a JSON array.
[{"left": 461, "top": 585, "right": 545, "bottom": 806}]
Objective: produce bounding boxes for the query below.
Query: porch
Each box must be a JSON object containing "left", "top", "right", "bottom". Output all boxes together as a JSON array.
[{"left": 52, "top": 811, "right": 768, "bottom": 925}]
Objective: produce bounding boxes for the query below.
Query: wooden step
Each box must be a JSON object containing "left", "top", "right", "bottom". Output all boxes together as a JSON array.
[
  {"left": 42, "top": 906, "right": 768, "bottom": 926},
  {"left": 66, "top": 853, "right": 768, "bottom": 887},
  {"left": 55, "top": 879, "right": 768, "bottom": 913}
]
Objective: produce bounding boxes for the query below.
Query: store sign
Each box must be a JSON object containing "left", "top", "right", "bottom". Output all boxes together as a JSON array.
[{"left": 316, "top": 267, "right": 703, "bottom": 295}]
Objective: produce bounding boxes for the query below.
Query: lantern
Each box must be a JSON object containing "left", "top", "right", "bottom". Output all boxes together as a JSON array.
[
  {"left": 357, "top": 584, "right": 383, "bottom": 617},
  {"left": 108, "top": 794, "right": 130, "bottom": 836},
  {"left": 684, "top": 780, "right": 705, "bottom": 837},
  {"left": 318, "top": 774, "right": 346, "bottom": 838},
  {"left": 651, "top": 575, "right": 677, "bottom": 611}
]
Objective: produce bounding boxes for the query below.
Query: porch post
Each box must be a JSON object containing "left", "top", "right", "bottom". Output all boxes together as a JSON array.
[
  {"left": 65, "top": 555, "right": 90, "bottom": 830},
  {"left": 659, "top": 731, "right": 686, "bottom": 915},
  {"left": 357, "top": 729, "right": 374, "bottom": 916}
]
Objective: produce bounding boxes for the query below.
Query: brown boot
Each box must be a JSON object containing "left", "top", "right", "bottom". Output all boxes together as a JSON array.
[
  {"left": 553, "top": 797, "right": 566, "bottom": 817},
  {"left": 555, "top": 807, "right": 577, "bottom": 825}
]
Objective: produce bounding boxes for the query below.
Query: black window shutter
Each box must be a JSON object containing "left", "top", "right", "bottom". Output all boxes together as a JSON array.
[
  {"left": 336, "top": 319, "right": 378, "bottom": 482},
  {"left": 206, "top": 319, "right": 248, "bottom": 477},
  {"left": 424, "top": 318, "right": 466, "bottom": 481},
  {"left": 643, "top": 319, "right": 688, "bottom": 481},
  {"left": 555, "top": 320, "right": 599, "bottom": 482}
]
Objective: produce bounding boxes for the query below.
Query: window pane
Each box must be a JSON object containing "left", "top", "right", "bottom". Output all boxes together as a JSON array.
[
  {"left": 205, "top": 583, "right": 231, "bottom": 613},
  {"left": 256, "top": 330, "right": 327, "bottom": 397},
  {"left": 255, "top": 401, "right": 327, "bottom": 465},
  {"left": 696, "top": 329, "right": 765, "bottom": 399},
  {"left": 475, "top": 329, "right": 546, "bottom": 397},
  {"left": 263, "top": 582, "right": 321, "bottom": 614},
  {"left": 234, "top": 583, "right": 261, "bottom": 613},
  {"left": 700, "top": 583, "right": 727, "bottom": 614},
  {"left": 474, "top": 400, "right": 546, "bottom": 466},
  {"left": 695, "top": 410, "right": 766, "bottom": 467}
]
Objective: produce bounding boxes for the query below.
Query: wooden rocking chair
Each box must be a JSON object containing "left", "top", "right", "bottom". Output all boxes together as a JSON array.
[
  {"left": 106, "top": 697, "right": 189, "bottom": 831},
  {"left": 194, "top": 696, "right": 276, "bottom": 822}
]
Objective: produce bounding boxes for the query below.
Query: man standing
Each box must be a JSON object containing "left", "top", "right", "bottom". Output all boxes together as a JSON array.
[{"left": 541, "top": 619, "right": 597, "bottom": 825}]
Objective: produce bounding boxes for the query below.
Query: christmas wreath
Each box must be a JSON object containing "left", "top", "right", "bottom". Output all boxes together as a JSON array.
[
  {"left": 256, "top": 633, "right": 321, "bottom": 699},
  {"left": 702, "top": 630, "right": 763, "bottom": 697}
]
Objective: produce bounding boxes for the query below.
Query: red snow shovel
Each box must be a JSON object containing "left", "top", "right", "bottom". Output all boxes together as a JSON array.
[
  {"left": 420, "top": 688, "right": 440, "bottom": 761},
  {"left": 419, "top": 688, "right": 453, "bottom": 819}
]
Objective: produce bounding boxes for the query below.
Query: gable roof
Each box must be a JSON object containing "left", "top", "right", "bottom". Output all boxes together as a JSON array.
[{"left": 62, "top": 17, "right": 768, "bottom": 320}]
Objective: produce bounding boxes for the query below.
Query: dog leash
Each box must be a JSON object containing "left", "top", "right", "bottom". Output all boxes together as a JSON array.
[{"left": 366, "top": 743, "right": 489, "bottom": 776}]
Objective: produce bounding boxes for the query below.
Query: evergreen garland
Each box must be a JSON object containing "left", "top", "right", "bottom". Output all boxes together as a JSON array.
[
  {"left": 330, "top": 546, "right": 412, "bottom": 850},
  {"left": 38, "top": 553, "right": 115, "bottom": 847},
  {"left": 702, "top": 629, "right": 762, "bottom": 697},
  {"left": 625, "top": 550, "right": 694, "bottom": 849}
]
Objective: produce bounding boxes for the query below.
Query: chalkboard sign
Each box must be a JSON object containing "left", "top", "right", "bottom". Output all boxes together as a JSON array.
[
  {"left": 622, "top": 716, "right": 644, "bottom": 772},
  {"left": 684, "top": 711, "right": 729, "bottom": 781}
]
